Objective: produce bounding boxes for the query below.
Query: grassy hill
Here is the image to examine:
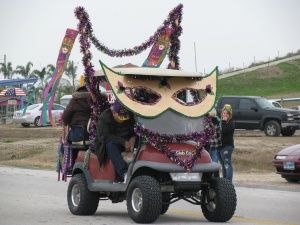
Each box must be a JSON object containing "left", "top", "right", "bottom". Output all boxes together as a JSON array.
[{"left": 217, "top": 58, "right": 300, "bottom": 105}]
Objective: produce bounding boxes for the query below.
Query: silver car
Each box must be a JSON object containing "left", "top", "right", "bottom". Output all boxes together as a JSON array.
[{"left": 13, "top": 103, "right": 65, "bottom": 127}]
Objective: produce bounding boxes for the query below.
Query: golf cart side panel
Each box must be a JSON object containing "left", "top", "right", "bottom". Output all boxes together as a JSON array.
[
  {"left": 76, "top": 151, "right": 118, "bottom": 181},
  {"left": 137, "top": 142, "right": 212, "bottom": 164}
]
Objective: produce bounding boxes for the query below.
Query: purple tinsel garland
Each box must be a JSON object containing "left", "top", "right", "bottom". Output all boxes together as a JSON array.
[
  {"left": 74, "top": 4, "right": 183, "bottom": 68},
  {"left": 134, "top": 117, "right": 215, "bottom": 171}
]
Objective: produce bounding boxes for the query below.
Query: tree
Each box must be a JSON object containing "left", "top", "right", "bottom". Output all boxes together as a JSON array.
[
  {"left": 55, "top": 79, "right": 73, "bottom": 104},
  {"left": 46, "top": 64, "right": 55, "bottom": 76},
  {"left": 14, "top": 61, "right": 34, "bottom": 79},
  {"left": 64, "top": 60, "right": 78, "bottom": 92},
  {"left": 0, "top": 62, "right": 14, "bottom": 79},
  {"left": 30, "top": 64, "right": 63, "bottom": 103},
  {"left": 31, "top": 67, "right": 47, "bottom": 102}
]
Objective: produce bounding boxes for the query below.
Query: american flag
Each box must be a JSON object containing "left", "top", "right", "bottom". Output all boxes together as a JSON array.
[
  {"left": 0, "top": 88, "right": 26, "bottom": 96},
  {"left": 5, "top": 88, "right": 16, "bottom": 96}
]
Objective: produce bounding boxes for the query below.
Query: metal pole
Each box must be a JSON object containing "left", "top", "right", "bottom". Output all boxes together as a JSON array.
[
  {"left": 0, "top": 54, "right": 6, "bottom": 64},
  {"left": 194, "top": 42, "right": 197, "bottom": 72}
]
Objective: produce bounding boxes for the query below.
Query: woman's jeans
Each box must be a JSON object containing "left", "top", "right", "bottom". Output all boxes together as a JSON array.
[
  {"left": 209, "top": 149, "right": 218, "bottom": 163},
  {"left": 217, "top": 146, "right": 234, "bottom": 182},
  {"left": 209, "top": 149, "right": 219, "bottom": 177},
  {"left": 68, "top": 127, "right": 89, "bottom": 142}
]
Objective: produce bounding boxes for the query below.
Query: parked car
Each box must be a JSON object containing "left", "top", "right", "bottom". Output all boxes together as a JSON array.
[
  {"left": 13, "top": 103, "right": 65, "bottom": 127},
  {"left": 216, "top": 96, "right": 300, "bottom": 137},
  {"left": 273, "top": 144, "right": 300, "bottom": 182}
]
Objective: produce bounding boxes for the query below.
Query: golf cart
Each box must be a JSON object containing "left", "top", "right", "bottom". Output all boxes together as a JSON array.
[{"left": 59, "top": 62, "right": 237, "bottom": 223}]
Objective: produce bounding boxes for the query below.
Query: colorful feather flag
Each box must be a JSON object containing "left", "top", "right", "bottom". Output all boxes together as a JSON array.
[{"left": 40, "top": 28, "right": 78, "bottom": 126}]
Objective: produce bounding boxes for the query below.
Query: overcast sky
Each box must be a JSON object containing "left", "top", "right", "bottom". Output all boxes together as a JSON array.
[{"left": 0, "top": 0, "right": 299, "bottom": 80}]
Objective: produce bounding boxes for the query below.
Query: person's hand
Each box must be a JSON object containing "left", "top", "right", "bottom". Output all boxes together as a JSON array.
[
  {"left": 222, "top": 114, "right": 229, "bottom": 121},
  {"left": 129, "top": 136, "right": 136, "bottom": 144},
  {"left": 128, "top": 137, "right": 136, "bottom": 152},
  {"left": 124, "top": 141, "right": 131, "bottom": 151}
]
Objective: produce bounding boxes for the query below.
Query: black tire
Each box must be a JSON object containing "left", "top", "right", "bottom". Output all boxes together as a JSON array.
[
  {"left": 264, "top": 121, "right": 281, "bottom": 136},
  {"left": 201, "top": 177, "right": 237, "bottom": 222},
  {"left": 21, "top": 123, "right": 30, "bottom": 127},
  {"left": 160, "top": 193, "right": 171, "bottom": 215},
  {"left": 34, "top": 116, "right": 41, "bottom": 127},
  {"left": 281, "top": 129, "right": 296, "bottom": 137},
  {"left": 67, "top": 173, "right": 100, "bottom": 215},
  {"left": 127, "top": 175, "right": 162, "bottom": 223},
  {"left": 284, "top": 178, "right": 300, "bottom": 183}
]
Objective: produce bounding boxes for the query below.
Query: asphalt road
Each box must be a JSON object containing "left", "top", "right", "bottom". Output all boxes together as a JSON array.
[{"left": 0, "top": 166, "right": 299, "bottom": 225}]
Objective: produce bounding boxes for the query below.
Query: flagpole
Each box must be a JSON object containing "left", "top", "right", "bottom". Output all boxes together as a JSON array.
[{"left": 194, "top": 42, "right": 197, "bottom": 72}]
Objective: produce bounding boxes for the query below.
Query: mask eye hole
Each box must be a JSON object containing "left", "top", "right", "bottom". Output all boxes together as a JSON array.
[
  {"left": 172, "top": 88, "right": 207, "bottom": 106},
  {"left": 124, "top": 87, "right": 161, "bottom": 104}
]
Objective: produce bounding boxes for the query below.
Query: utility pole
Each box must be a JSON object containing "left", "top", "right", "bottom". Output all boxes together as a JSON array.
[
  {"left": 0, "top": 54, "right": 6, "bottom": 64},
  {"left": 194, "top": 42, "right": 197, "bottom": 72}
]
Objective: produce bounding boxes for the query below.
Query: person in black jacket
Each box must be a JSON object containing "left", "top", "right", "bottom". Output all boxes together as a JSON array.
[
  {"left": 93, "top": 100, "right": 136, "bottom": 182},
  {"left": 62, "top": 86, "right": 91, "bottom": 142},
  {"left": 217, "top": 104, "right": 235, "bottom": 182}
]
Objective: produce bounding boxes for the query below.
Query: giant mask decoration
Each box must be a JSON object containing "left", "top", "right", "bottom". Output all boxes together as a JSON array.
[{"left": 97, "top": 61, "right": 218, "bottom": 118}]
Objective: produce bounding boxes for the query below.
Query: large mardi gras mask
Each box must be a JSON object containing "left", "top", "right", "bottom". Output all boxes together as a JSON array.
[{"left": 97, "top": 61, "right": 218, "bottom": 118}]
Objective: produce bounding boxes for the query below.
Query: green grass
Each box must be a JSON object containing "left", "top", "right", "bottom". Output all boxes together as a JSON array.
[
  {"left": 3, "top": 140, "right": 15, "bottom": 143},
  {"left": 218, "top": 59, "right": 300, "bottom": 98},
  {"left": 16, "top": 148, "right": 45, "bottom": 160}
]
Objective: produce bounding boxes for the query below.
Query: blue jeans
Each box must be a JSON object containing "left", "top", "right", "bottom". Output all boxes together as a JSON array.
[
  {"left": 68, "top": 127, "right": 89, "bottom": 142},
  {"left": 217, "top": 146, "right": 234, "bottom": 182},
  {"left": 105, "top": 142, "right": 128, "bottom": 180},
  {"left": 209, "top": 149, "right": 220, "bottom": 177},
  {"left": 209, "top": 149, "right": 218, "bottom": 163}
]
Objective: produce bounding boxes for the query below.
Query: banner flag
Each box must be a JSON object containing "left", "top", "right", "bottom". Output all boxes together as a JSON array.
[
  {"left": 142, "top": 28, "right": 172, "bottom": 68},
  {"left": 40, "top": 28, "right": 78, "bottom": 126}
]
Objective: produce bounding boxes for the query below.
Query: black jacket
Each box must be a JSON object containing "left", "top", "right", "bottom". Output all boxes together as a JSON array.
[
  {"left": 93, "top": 109, "right": 136, "bottom": 166},
  {"left": 219, "top": 120, "right": 235, "bottom": 149},
  {"left": 62, "top": 91, "right": 91, "bottom": 126}
]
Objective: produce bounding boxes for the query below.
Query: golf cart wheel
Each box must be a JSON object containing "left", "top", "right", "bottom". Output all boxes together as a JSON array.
[
  {"left": 127, "top": 175, "right": 162, "bottom": 223},
  {"left": 264, "top": 120, "right": 280, "bottom": 136},
  {"left": 67, "top": 173, "right": 99, "bottom": 215},
  {"left": 160, "top": 193, "right": 171, "bottom": 215},
  {"left": 21, "top": 123, "right": 30, "bottom": 127},
  {"left": 201, "top": 177, "right": 236, "bottom": 222},
  {"left": 34, "top": 116, "right": 41, "bottom": 127}
]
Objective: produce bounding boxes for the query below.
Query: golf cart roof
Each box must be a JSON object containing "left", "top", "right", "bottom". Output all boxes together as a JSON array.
[{"left": 94, "top": 67, "right": 204, "bottom": 77}]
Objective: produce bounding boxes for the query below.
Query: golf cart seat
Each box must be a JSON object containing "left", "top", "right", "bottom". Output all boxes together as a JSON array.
[{"left": 67, "top": 124, "right": 90, "bottom": 150}]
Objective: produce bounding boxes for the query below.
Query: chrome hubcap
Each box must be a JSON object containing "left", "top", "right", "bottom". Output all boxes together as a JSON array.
[
  {"left": 131, "top": 188, "right": 142, "bottom": 212},
  {"left": 206, "top": 189, "right": 217, "bottom": 212},
  {"left": 71, "top": 184, "right": 80, "bottom": 206}
]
